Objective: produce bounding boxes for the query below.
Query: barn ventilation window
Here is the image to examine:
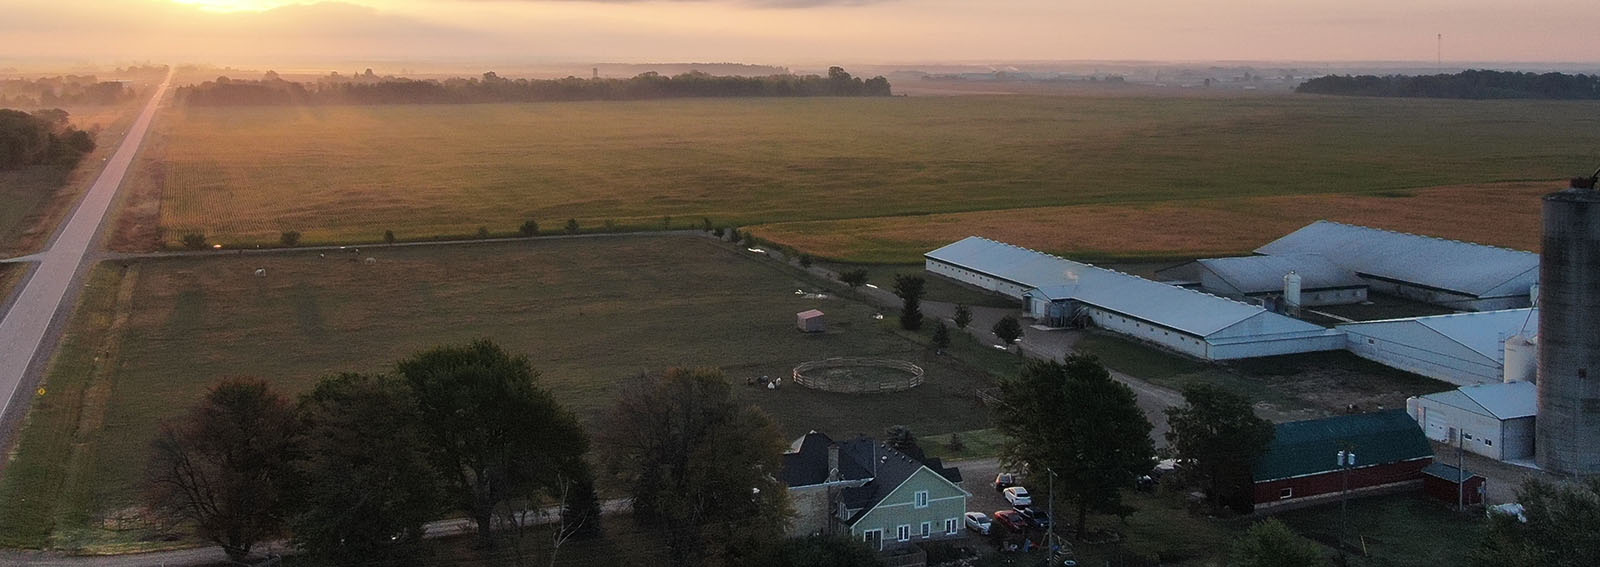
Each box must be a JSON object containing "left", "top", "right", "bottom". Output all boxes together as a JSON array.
[
  {"left": 1279, "top": 488, "right": 1293, "bottom": 499},
  {"left": 1485, "top": 439, "right": 1493, "bottom": 446}
]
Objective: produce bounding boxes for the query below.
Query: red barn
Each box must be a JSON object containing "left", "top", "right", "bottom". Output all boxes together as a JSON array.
[
  {"left": 1422, "top": 462, "right": 1485, "bottom": 507},
  {"left": 1253, "top": 410, "right": 1434, "bottom": 510}
]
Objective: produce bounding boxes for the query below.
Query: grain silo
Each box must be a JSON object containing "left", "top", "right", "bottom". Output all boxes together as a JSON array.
[{"left": 1535, "top": 176, "right": 1600, "bottom": 475}]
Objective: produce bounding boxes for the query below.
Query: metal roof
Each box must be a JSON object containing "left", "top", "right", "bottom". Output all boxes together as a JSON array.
[
  {"left": 1338, "top": 308, "right": 1538, "bottom": 362},
  {"left": 1421, "top": 381, "right": 1538, "bottom": 421},
  {"left": 1255, "top": 221, "right": 1538, "bottom": 298},
  {"left": 1422, "top": 462, "right": 1482, "bottom": 482},
  {"left": 927, "top": 237, "right": 1331, "bottom": 339},
  {"left": 1253, "top": 410, "right": 1434, "bottom": 482},
  {"left": 1195, "top": 254, "right": 1366, "bottom": 294}
]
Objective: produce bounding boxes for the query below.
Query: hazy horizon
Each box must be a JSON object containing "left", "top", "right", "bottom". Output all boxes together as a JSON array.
[{"left": 7, "top": 0, "right": 1600, "bottom": 68}]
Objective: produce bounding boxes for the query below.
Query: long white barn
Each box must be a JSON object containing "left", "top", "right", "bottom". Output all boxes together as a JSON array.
[
  {"left": 925, "top": 237, "right": 1345, "bottom": 360},
  {"left": 1338, "top": 309, "right": 1539, "bottom": 387}
]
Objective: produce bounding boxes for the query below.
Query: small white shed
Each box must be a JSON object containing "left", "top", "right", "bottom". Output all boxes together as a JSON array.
[{"left": 1407, "top": 381, "right": 1537, "bottom": 461}]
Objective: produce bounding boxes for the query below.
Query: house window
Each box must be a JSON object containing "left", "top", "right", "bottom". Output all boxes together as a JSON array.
[
  {"left": 946, "top": 518, "right": 959, "bottom": 535},
  {"left": 1279, "top": 488, "right": 1294, "bottom": 500},
  {"left": 914, "top": 491, "right": 929, "bottom": 508},
  {"left": 863, "top": 529, "right": 883, "bottom": 551},
  {"left": 921, "top": 522, "right": 932, "bottom": 538},
  {"left": 897, "top": 525, "right": 910, "bottom": 542}
]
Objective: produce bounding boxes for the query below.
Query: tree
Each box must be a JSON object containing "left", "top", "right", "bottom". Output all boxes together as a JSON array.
[
  {"left": 767, "top": 535, "right": 884, "bottom": 567},
  {"left": 597, "top": 368, "right": 791, "bottom": 567},
  {"left": 181, "top": 232, "right": 207, "bottom": 250},
  {"left": 384, "top": 230, "right": 396, "bottom": 244},
  {"left": 1231, "top": 518, "right": 1327, "bottom": 567},
  {"left": 662, "top": 215, "right": 672, "bottom": 230},
  {"left": 279, "top": 230, "right": 301, "bottom": 247},
  {"left": 290, "top": 373, "right": 440, "bottom": 564},
  {"left": 397, "top": 340, "right": 590, "bottom": 548},
  {"left": 993, "top": 357, "right": 1154, "bottom": 538},
  {"left": 1165, "top": 383, "right": 1274, "bottom": 514},
  {"left": 519, "top": 219, "right": 539, "bottom": 237},
  {"left": 893, "top": 274, "right": 926, "bottom": 331},
  {"left": 144, "top": 378, "right": 301, "bottom": 561},
  {"left": 884, "top": 425, "right": 920, "bottom": 456},
  {"left": 953, "top": 304, "right": 973, "bottom": 329},
  {"left": 1472, "top": 478, "right": 1600, "bottom": 567},
  {"left": 477, "top": 226, "right": 491, "bottom": 239},
  {"left": 565, "top": 219, "right": 580, "bottom": 234},
  {"left": 992, "top": 315, "right": 1023, "bottom": 345},
  {"left": 932, "top": 322, "right": 951, "bottom": 351},
  {"left": 839, "top": 269, "right": 868, "bottom": 288},
  {"left": 798, "top": 254, "right": 814, "bottom": 268}
]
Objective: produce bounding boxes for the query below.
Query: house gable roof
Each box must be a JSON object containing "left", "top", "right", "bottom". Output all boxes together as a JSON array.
[
  {"left": 780, "top": 431, "right": 872, "bottom": 488},
  {"left": 833, "top": 437, "right": 965, "bottom": 523},
  {"left": 1253, "top": 410, "right": 1433, "bottom": 482}
]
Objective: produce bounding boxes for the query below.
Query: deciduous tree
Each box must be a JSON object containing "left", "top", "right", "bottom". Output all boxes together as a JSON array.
[
  {"left": 839, "top": 269, "right": 868, "bottom": 288},
  {"left": 519, "top": 219, "right": 539, "bottom": 237},
  {"left": 597, "top": 368, "right": 791, "bottom": 567},
  {"left": 994, "top": 357, "right": 1153, "bottom": 538},
  {"left": 144, "top": 378, "right": 301, "bottom": 561},
  {"left": 992, "top": 315, "right": 1023, "bottom": 345},
  {"left": 290, "top": 373, "right": 440, "bottom": 564},
  {"left": 1231, "top": 518, "right": 1327, "bottom": 567},
  {"left": 1165, "top": 382, "right": 1274, "bottom": 514},
  {"left": 397, "top": 340, "right": 590, "bottom": 549},
  {"left": 1473, "top": 478, "right": 1600, "bottom": 567}
]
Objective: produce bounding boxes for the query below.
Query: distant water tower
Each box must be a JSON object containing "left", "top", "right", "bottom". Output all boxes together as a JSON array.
[
  {"left": 1535, "top": 172, "right": 1600, "bottom": 474},
  {"left": 1282, "top": 271, "right": 1302, "bottom": 311}
]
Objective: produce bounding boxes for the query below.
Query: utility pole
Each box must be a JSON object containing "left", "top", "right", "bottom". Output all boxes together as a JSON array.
[
  {"left": 1047, "top": 467, "right": 1057, "bottom": 554},
  {"left": 1338, "top": 443, "right": 1357, "bottom": 559},
  {"left": 1457, "top": 430, "right": 1466, "bottom": 512}
]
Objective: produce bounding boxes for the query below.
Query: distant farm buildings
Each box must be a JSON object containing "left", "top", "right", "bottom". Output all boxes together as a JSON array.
[
  {"left": 1338, "top": 308, "right": 1539, "bottom": 386},
  {"left": 1157, "top": 253, "right": 1368, "bottom": 308},
  {"left": 925, "top": 237, "right": 1345, "bottom": 360}
]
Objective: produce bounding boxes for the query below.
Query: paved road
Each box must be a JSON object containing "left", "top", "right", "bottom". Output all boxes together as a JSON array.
[{"left": 0, "top": 71, "right": 171, "bottom": 436}]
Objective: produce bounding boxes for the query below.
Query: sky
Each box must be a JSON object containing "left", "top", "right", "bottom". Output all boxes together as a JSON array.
[{"left": 5, "top": 0, "right": 1598, "bottom": 67}]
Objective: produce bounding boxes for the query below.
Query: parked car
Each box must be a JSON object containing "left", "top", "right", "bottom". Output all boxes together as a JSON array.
[
  {"left": 1003, "top": 486, "right": 1033, "bottom": 507},
  {"left": 994, "top": 472, "right": 1017, "bottom": 491},
  {"left": 964, "top": 511, "right": 992, "bottom": 535},
  {"left": 992, "top": 509, "right": 1028, "bottom": 533},
  {"left": 1018, "top": 507, "right": 1052, "bottom": 530}
]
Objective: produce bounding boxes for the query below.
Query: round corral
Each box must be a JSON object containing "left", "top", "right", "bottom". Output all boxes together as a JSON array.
[{"left": 792, "top": 357, "right": 925, "bottom": 393}]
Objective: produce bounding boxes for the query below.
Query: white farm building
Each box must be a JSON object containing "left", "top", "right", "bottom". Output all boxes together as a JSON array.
[
  {"left": 1156, "top": 253, "right": 1369, "bottom": 307},
  {"left": 1338, "top": 309, "right": 1538, "bottom": 387},
  {"left": 1256, "top": 221, "right": 1539, "bottom": 312},
  {"left": 1407, "top": 381, "right": 1537, "bottom": 461},
  {"left": 925, "top": 237, "right": 1345, "bottom": 360}
]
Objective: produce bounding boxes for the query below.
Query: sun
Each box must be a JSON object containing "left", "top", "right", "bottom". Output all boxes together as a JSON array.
[{"left": 169, "top": 0, "right": 293, "bottom": 12}]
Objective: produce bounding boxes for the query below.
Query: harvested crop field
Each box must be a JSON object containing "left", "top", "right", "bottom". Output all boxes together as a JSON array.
[
  {"left": 132, "top": 94, "right": 1600, "bottom": 250},
  {"left": 751, "top": 181, "right": 1553, "bottom": 263}
]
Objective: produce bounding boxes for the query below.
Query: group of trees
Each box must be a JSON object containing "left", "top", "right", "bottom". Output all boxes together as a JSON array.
[
  {"left": 176, "top": 67, "right": 892, "bottom": 106},
  {"left": 0, "top": 108, "right": 96, "bottom": 169},
  {"left": 145, "top": 341, "right": 809, "bottom": 567},
  {"left": 1296, "top": 70, "right": 1600, "bottom": 99},
  {"left": 0, "top": 75, "right": 136, "bottom": 107}
]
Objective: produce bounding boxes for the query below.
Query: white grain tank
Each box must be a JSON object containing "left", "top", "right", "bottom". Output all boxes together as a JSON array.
[
  {"left": 1503, "top": 333, "right": 1538, "bottom": 383},
  {"left": 1535, "top": 176, "right": 1600, "bottom": 475},
  {"left": 1283, "top": 271, "right": 1303, "bottom": 308}
]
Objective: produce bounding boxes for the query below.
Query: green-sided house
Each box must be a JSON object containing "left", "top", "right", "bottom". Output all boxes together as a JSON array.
[{"left": 781, "top": 431, "right": 969, "bottom": 551}]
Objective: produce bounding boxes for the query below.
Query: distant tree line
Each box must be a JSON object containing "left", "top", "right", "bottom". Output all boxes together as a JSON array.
[
  {"left": 1296, "top": 69, "right": 1600, "bottom": 99},
  {"left": 0, "top": 109, "right": 96, "bottom": 169},
  {"left": 0, "top": 75, "right": 137, "bottom": 107},
  {"left": 175, "top": 67, "right": 892, "bottom": 106}
]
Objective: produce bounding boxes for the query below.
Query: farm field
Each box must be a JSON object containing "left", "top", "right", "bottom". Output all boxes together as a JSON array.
[
  {"left": 753, "top": 181, "right": 1554, "bottom": 264},
  {"left": 132, "top": 94, "right": 1600, "bottom": 250},
  {"left": 0, "top": 101, "right": 145, "bottom": 256},
  {"left": 0, "top": 235, "right": 999, "bottom": 551}
]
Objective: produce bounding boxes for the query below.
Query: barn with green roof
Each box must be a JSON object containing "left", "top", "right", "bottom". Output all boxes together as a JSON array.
[{"left": 1253, "top": 410, "right": 1435, "bottom": 509}]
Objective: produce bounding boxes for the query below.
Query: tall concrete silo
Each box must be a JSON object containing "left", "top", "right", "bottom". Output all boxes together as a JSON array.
[{"left": 1535, "top": 179, "right": 1600, "bottom": 474}]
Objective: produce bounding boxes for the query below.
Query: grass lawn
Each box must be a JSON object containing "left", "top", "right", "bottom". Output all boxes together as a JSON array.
[
  {"left": 0, "top": 263, "right": 23, "bottom": 312},
  {"left": 1074, "top": 332, "right": 1452, "bottom": 422},
  {"left": 922, "top": 428, "right": 1007, "bottom": 461},
  {"left": 0, "top": 235, "right": 999, "bottom": 551},
  {"left": 1275, "top": 494, "right": 1487, "bottom": 567},
  {"left": 0, "top": 102, "right": 144, "bottom": 256},
  {"left": 139, "top": 95, "right": 1600, "bottom": 251},
  {"left": 833, "top": 263, "right": 1018, "bottom": 308}
]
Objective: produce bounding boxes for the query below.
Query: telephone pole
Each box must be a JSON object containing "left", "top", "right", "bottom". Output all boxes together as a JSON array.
[{"left": 1338, "top": 443, "right": 1357, "bottom": 558}]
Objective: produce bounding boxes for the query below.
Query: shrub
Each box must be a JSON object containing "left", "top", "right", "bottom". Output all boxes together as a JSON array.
[
  {"left": 947, "top": 432, "right": 965, "bottom": 452},
  {"left": 702, "top": 217, "right": 713, "bottom": 231},
  {"left": 840, "top": 269, "right": 869, "bottom": 288},
  {"left": 476, "top": 226, "right": 490, "bottom": 239},
  {"left": 519, "top": 220, "right": 538, "bottom": 237},
  {"left": 798, "top": 254, "right": 814, "bottom": 268},
  {"left": 953, "top": 305, "right": 973, "bottom": 329},
  {"left": 181, "top": 232, "right": 207, "bottom": 250},
  {"left": 727, "top": 227, "right": 740, "bottom": 242},
  {"left": 383, "top": 230, "right": 396, "bottom": 244},
  {"left": 661, "top": 216, "right": 671, "bottom": 230},
  {"left": 279, "top": 231, "right": 301, "bottom": 247},
  {"left": 565, "top": 219, "right": 580, "bottom": 234},
  {"left": 712, "top": 227, "right": 725, "bottom": 238}
]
